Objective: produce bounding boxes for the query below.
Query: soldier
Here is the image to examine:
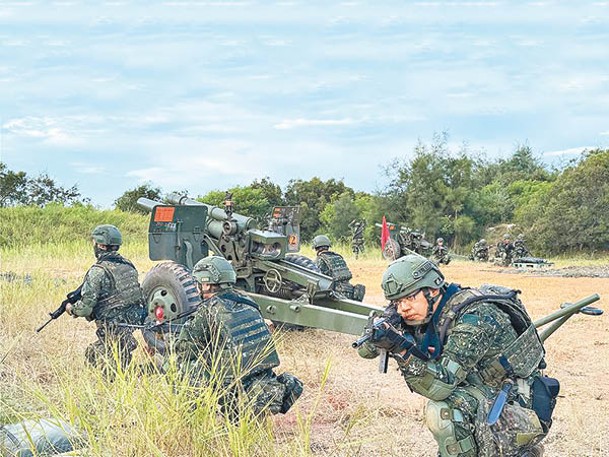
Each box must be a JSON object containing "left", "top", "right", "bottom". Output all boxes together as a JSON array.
[
  {"left": 66, "top": 225, "right": 145, "bottom": 373},
  {"left": 349, "top": 219, "right": 366, "bottom": 259},
  {"left": 495, "top": 234, "right": 515, "bottom": 266},
  {"left": 312, "top": 235, "right": 365, "bottom": 301},
  {"left": 358, "top": 254, "right": 551, "bottom": 457},
  {"left": 513, "top": 234, "right": 530, "bottom": 259},
  {"left": 471, "top": 239, "right": 489, "bottom": 262},
  {"left": 432, "top": 237, "right": 451, "bottom": 265},
  {"left": 174, "top": 256, "right": 303, "bottom": 417}
]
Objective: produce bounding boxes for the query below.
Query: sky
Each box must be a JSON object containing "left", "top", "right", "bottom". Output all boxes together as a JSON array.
[{"left": 1, "top": 1, "right": 608, "bottom": 208}]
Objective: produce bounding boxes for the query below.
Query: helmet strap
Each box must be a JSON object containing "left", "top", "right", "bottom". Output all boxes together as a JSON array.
[{"left": 423, "top": 289, "right": 436, "bottom": 320}]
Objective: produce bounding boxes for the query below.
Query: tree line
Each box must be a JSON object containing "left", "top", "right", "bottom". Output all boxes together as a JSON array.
[{"left": 2, "top": 136, "right": 608, "bottom": 255}]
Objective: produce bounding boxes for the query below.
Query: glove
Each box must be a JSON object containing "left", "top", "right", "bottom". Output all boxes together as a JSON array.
[{"left": 368, "top": 323, "right": 414, "bottom": 354}]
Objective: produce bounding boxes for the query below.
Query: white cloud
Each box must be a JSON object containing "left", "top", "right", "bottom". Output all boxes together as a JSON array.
[
  {"left": 543, "top": 146, "right": 594, "bottom": 157},
  {"left": 71, "top": 162, "right": 106, "bottom": 175},
  {"left": 273, "top": 118, "right": 357, "bottom": 130}
]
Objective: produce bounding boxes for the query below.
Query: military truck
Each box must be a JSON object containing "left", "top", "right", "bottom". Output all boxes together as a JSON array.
[{"left": 137, "top": 193, "right": 381, "bottom": 353}]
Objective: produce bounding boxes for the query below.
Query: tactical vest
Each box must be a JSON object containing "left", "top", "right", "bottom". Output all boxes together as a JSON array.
[
  {"left": 206, "top": 291, "right": 280, "bottom": 381},
  {"left": 316, "top": 251, "right": 353, "bottom": 282},
  {"left": 92, "top": 254, "right": 143, "bottom": 321},
  {"left": 437, "top": 284, "right": 545, "bottom": 383}
]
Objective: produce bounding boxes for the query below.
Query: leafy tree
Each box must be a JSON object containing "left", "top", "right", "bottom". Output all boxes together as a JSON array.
[
  {"left": 198, "top": 186, "right": 272, "bottom": 225},
  {"left": 284, "top": 177, "right": 354, "bottom": 240},
  {"left": 0, "top": 162, "right": 28, "bottom": 207},
  {"left": 114, "top": 183, "right": 163, "bottom": 214},
  {"left": 249, "top": 177, "right": 284, "bottom": 207},
  {"left": 26, "top": 173, "right": 84, "bottom": 207},
  {"left": 517, "top": 150, "right": 609, "bottom": 253},
  {"left": 319, "top": 192, "right": 360, "bottom": 241}
]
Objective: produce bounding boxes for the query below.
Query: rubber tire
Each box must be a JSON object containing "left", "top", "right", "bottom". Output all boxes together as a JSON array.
[
  {"left": 284, "top": 254, "right": 321, "bottom": 273},
  {"left": 382, "top": 238, "right": 401, "bottom": 261},
  {"left": 140, "top": 261, "right": 202, "bottom": 355}
]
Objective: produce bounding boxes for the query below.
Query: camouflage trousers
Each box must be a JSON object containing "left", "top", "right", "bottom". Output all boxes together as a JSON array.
[
  {"left": 84, "top": 322, "right": 138, "bottom": 374},
  {"left": 425, "top": 386, "right": 545, "bottom": 457}
]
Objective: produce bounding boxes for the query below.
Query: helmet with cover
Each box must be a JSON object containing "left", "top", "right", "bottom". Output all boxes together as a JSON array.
[
  {"left": 436, "top": 237, "right": 444, "bottom": 244},
  {"left": 381, "top": 254, "right": 445, "bottom": 301},
  {"left": 91, "top": 224, "right": 122, "bottom": 246},
  {"left": 312, "top": 234, "right": 332, "bottom": 250},
  {"left": 192, "top": 256, "right": 237, "bottom": 288}
]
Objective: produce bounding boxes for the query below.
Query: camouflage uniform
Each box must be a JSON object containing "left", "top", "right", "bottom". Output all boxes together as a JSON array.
[
  {"left": 495, "top": 240, "right": 515, "bottom": 266},
  {"left": 175, "top": 288, "right": 301, "bottom": 416},
  {"left": 71, "top": 251, "right": 144, "bottom": 371},
  {"left": 471, "top": 240, "right": 489, "bottom": 262},
  {"left": 360, "top": 256, "right": 549, "bottom": 457},
  {"left": 316, "top": 251, "right": 358, "bottom": 298},
  {"left": 349, "top": 220, "right": 366, "bottom": 258},
  {"left": 432, "top": 238, "right": 451, "bottom": 265}
]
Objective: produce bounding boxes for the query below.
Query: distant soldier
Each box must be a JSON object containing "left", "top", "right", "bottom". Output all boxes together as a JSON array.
[
  {"left": 495, "top": 233, "right": 515, "bottom": 266},
  {"left": 349, "top": 219, "right": 366, "bottom": 259},
  {"left": 470, "top": 239, "right": 489, "bottom": 262},
  {"left": 312, "top": 235, "right": 365, "bottom": 301},
  {"left": 174, "top": 256, "right": 303, "bottom": 417},
  {"left": 66, "top": 225, "right": 145, "bottom": 373},
  {"left": 432, "top": 237, "right": 451, "bottom": 265},
  {"left": 513, "top": 234, "right": 530, "bottom": 259}
]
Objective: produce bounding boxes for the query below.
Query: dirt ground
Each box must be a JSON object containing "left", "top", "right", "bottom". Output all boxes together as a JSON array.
[
  {"left": 271, "top": 259, "right": 609, "bottom": 456},
  {"left": 1, "top": 257, "right": 607, "bottom": 456}
]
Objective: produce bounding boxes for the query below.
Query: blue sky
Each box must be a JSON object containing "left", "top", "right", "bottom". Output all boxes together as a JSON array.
[{"left": 1, "top": 1, "right": 608, "bottom": 208}]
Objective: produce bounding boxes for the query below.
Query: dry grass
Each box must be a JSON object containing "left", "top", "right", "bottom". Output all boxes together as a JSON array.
[{"left": 1, "top": 247, "right": 608, "bottom": 456}]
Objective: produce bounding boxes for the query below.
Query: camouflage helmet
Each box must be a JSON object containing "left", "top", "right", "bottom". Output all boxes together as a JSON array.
[
  {"left": 91, "top": 224, "right": 122, "bottom": 246},
  {"left": 503, "top": 233, "right": 511, "bottom": 240},
  {"left": 381, "top": 254, "right": 445, "bottom": 301},
  {"left": 312, "top": 234, "right": 332, "bottom": 250},
  {"left": 192, "top": 256, "right": 236, "bottom": 287},
  {"left": 436, "top": 237, "right": 444, "bottom": 243},
  {"left": 479, "top": 238, "right": 487, "bottom": 245}
]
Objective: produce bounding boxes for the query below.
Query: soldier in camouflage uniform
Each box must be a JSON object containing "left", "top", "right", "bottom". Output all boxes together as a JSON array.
[
  {"left": 349, "top": 219, "right": 366, "bottom": 259},
  {"left": 432, "top": 237, "right": 451, "bottom": 265},
  {"left": 470, "top": 239, "right": 489, "bottom": 262},
  {"left": 174, "top": 256, "right": 303, "bottom": 417},
  {"left": 358, "top": 254, "right": 550, "bottom": 456},
  {"left": 494, "top": 234, "right": 515, "bottom": 266},
  {"left": 513, "top": 234, "right": 530, "bottom": 259},
  {"left": 312, "top": 235, "right": 365, "bottom": 301},
  {"left": 66, "top": 225, "right": 144, "bottom": 373}
]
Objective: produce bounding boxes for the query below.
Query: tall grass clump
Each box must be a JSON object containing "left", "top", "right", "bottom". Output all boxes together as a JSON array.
[{"left": 0, "top": 204, "right": 148, "bottom": 249}]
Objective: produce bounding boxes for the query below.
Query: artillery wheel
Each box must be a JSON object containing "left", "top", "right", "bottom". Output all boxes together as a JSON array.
[
  {"left": 141, "top": 261, "right": 202, "bottom": 355},
  {"left": 284, "top": 254, "right": 321, "bottom": 273},
  {"left": 382, "top": 239, "right": 401, "bottom": 261}
]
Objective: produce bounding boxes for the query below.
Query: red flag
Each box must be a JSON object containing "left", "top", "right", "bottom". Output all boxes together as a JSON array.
[{"left": 381, "top": 215, "right": 391, "bottom": 251}]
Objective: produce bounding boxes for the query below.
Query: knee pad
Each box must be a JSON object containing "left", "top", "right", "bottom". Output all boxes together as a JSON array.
[{"left": 425, "top": 400, "right": 476, "bottom": 457}]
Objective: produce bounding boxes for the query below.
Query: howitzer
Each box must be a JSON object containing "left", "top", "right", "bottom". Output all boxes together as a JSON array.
[
  {"left": 36, "top": 286, "right": 83, "bottom": 333},
  {"left": 136, "top": 193, "right": 382, "bottom": 353}
]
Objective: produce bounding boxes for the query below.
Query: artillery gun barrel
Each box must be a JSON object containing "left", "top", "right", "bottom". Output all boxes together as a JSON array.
[
  {"left": 137, "top": 197, "right": 165, "bottom": 212},
  {"left": 166, "top": 192, "right": 257, "bottom": 236}
]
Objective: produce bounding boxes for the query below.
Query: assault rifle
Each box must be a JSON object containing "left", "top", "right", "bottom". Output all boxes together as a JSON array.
[{"left": 36, "top": 285, "right": 83, "bottom": 333}]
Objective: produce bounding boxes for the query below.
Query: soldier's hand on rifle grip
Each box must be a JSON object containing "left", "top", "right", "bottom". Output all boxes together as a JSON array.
[{"left": 65, "top": 303, "right": 73, "bottom": 316}]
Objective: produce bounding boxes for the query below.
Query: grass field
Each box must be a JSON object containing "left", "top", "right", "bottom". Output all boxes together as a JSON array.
[{"left": 1, "top": 243, "right": 608, "bottom": 456}]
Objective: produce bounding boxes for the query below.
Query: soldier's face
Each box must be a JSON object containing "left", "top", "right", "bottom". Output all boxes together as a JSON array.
[{"left": 395, "top": 288, "right": 440, "bottom": 322}]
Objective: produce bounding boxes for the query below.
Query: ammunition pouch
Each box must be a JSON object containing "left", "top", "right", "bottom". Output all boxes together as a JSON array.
[
  {"left": 277, "top": 372, "right": 304, "bottom": 414},
  {"left": 352, "top": 284, "right": 366, "bottom": 302},
  {"left": 531, "top": 375, "right": 560, "bottom": 432}
]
